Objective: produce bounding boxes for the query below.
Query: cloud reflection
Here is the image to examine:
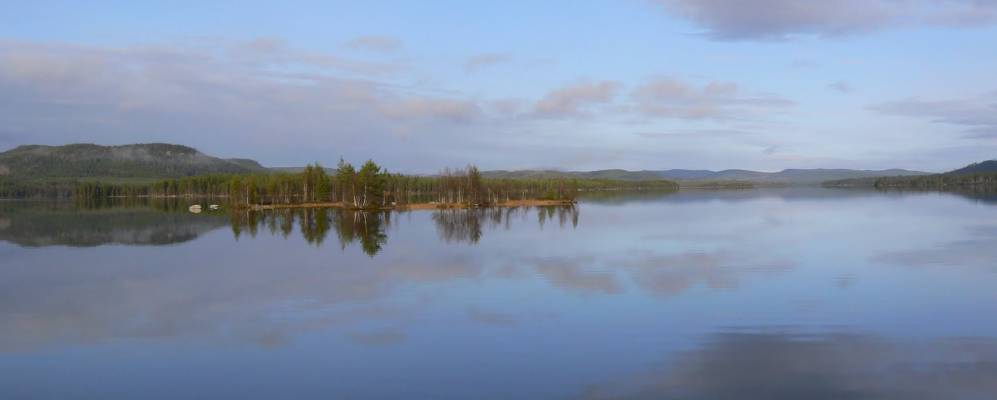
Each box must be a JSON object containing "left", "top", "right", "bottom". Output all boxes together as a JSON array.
[
  {"left": 581, "top": 331, "right": 997, "bottom": 399},
  {"left": 873, "top": 223, "right": 997, "bottom": 270}
]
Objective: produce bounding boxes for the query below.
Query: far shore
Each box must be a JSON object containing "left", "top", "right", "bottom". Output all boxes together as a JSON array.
[{"left": 244, "top": 199, "right": 576, "bottom": 211}]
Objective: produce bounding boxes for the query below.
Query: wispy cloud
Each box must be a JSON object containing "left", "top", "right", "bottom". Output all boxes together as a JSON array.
[
  {"left": 0, "top": 38, "right": 486, "bottom": 166},
  {"left": 464, "top": 53, "right": 511, "bottom": 72},
  {"left": 343, "top": 35, "right": 403, "bottom": 53},
  {"left": 654, "top": 0, "right": 997, "bottom": 41},
  {"left": 827, "top": 81, "right": 854, "bottom": 93},
  {"left": 631, "top": 77, "right": 794, "bottom": 120},
  {"left": 378, "top": 98, "right": 480, "bottom": 122},
  {"left": 635, "top": 129, "right": 756, "bottom": 139},
  {"left": 871, "top": 92, "right": 997, "bottom": 139},
  {"left": 533, "top": 80, "right": 622, "bottom": 118}
]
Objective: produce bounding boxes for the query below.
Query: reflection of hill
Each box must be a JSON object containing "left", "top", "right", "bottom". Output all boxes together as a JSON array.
[
  {"left": 824, "top": 186, "right": 997, "bottom": 205},
  {"left": 0, "top": 202, "right": 229, "bottom": 247},
  {"left": 882, "top": 187, "right": 997, "bottom": 205}
]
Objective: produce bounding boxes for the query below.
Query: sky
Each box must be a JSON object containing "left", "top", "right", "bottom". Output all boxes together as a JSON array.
[{"left": 1, "top": 0, "right": 997, "bottom": 173}]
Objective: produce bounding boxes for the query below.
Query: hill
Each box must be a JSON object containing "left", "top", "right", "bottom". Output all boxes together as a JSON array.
[
  {"left": 948, "top": 160, "right": 997, "bottom": 175},
  {"left": 0, "top": 143, "right": 265, "bottom": 179},
  {"left": 661, "top": 168, "right": 927, "bottom": 184},
  {"left": 825, "top": 159, "right": 997, "bottom": 189},
  {"left": 483, "top": 168, "right": 928, "bottom": 185},
  {"left": 482, "top": 169, "right": 667, "bottom": 181}
]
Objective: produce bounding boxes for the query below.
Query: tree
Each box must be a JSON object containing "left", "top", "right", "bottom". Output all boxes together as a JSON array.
[
  {"left": 228, "top": 177, "right": 242, "bottom": 204},
  {"left": 314, "top": 163, "right": 331, "bottom": 202},
  {"left": 467, "top": 164, "right": 483, "bottom": 205},
  {"left": 336, "top": 158, "right": 356, "bottom": 206},
  {"left": 303, "top": 164, "right": 315, "bottom": 202},
  {"left": 356, "top": 160, "right": 385, "bottom": 209}
]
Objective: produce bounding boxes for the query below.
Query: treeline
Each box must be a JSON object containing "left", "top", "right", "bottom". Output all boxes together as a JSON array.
[
  {"left": 0, "top": 178, "right": 78, "bottom": 199},
  {"left": 871, "top": 172, "right": 997, "bottom": 190},
  {"left": 68, "top": 159, "right": 679, "bottom": 209},
  {"left": 825, "top": 172, "right": 997, "bottom": 190}
]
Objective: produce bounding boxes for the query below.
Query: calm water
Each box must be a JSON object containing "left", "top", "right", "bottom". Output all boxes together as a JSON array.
[{"left": 2, "top": 188, "right": 997, "bottom": 399}]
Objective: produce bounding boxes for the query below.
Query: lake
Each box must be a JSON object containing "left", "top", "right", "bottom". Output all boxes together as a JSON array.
[{"left": 2, "top": 188, "right": 997, "bottom": 399}]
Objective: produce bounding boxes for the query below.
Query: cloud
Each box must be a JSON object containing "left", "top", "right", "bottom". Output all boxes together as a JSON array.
[
  {"left": 965, "top": 126, "right": 997, "bottom": 139},
  {"left": 533, "top": 255, "right": 623, "bottom": 295},
  {"left": 654, "top": 0, "right": 997, "bottom": 41},
  {"left": 519, "top": 246, "right": 795, "bottom": 298},
  {"left": 790, "top": 58, "right": 820, "bottom": 69},
  {"left": 631, "top": 77, "right": 793, "bottom": 120},
  {"left": 0, "top": 38, "right": 497, "bottom": 167},
  {"left": 530, "top": 78, "right": 791, "bottom": 122},
  {"left": 871, "top": 92, "right": 997, "bottom": 139},
  {"left": 873, "top": 223, "right": 997, "bottom": 269},
  {"left": 0, "top": 38, "right": 798, "bottom": 170},
  {"left": 464, "top": 53, "right": 511, "bottom": 72},
  {"left": 343, "top": 35, "right": 402, "bottom": 52},
  {"left": 347, "top": 329, "right": 407, "bottom": 346},
  {"left": 635, "top": 129, "right": 756, "bottom": 139},
  {"left": 467, "top": 308, "right": 518, "bottom": 326},
  {"left": 378, "top": 98, "right": 480, "bottom": 122},
  {"left": 582, "top": 331, "right": 997, "bottom": 399},
  {"left": 232, "top": 36, "right": 404, "bottom": 75},
  {"left": 826, "top": 81, "right": 853, "bottom": 93},
  {"left": 621, "top": 250, "right": 793, "bottom": 298},
  {"left": 488, "top": 98, "right": 528, "bottom": 116},
  {"left": 533, "top": 80, "right": 622, "bottom": 118}
]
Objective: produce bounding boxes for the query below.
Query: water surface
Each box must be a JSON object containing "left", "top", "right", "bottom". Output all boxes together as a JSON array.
[{"left": 2, "top": 188, "right": 997, "bottom": 399}]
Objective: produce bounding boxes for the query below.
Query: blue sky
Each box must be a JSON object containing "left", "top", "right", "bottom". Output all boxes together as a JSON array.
[{"left": 2, "top": 0, "right": 996, "bottom": 172}]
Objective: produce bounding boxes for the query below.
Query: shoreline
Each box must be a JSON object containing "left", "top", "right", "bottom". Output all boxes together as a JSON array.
[{"left": 245, "top": 199, "right": 576, "bottom": 211}]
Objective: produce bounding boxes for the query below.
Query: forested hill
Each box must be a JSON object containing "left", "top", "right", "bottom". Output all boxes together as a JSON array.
[
  {"left": 948, "top": 160, "right": 997, "bottom": 175},
  {"left": 0, "top": 143, "right": 265, "bottom": 179},
  {"left": 483, "top": 168, "right": 928, "bottom": 184},
  {"left": 824, "top": 159, "right": 997, "bottom": 189}
]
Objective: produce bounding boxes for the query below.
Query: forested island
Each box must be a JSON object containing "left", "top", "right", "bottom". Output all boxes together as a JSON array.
[
  {"left": 0, "top": 144, "right": 677, "bottom": 209},
  {"left": 74, "top": 160, "right": 678, "bottom": 210}
]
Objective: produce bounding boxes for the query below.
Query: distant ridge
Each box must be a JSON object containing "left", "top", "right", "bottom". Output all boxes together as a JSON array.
[
  {"left": 483, "top": 168, "right": 929, "bottom": 185},
  {"left": 0, "top": 143, "right": 265, "bottom": 179},
  {"left": 824, "top": 158, "right": 997, "bottom": 189},
  {"left": 947, "top": 159, "right": 997, "bottom": 175},
  {"left": 0, "top": 142, "right": 936, "bottom": 184},
  {"left": 482, "top": 169, "right": 667, "bottom": 182}
]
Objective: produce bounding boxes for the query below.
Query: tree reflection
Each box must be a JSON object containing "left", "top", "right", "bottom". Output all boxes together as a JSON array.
[
  {"left": 434, "top": 206, "right": 579, "bottom": 243},
  {"left": 230, "top": 208, "right": 390, "bottom": 256},
  {"left": 333, "top": 209, "right": 389, "bottom": 257},
  {"left": 227, "top": 206, "right": 579, "bottom": 255}
]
